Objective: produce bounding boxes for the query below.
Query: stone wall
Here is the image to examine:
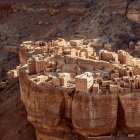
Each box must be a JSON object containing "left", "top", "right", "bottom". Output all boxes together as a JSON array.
[{"left": 58, "top": 55, "right": 114, "bottom": 76}]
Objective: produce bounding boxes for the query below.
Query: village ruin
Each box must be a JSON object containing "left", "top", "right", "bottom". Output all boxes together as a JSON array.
[
  {"left": 16, "top": 38, "right": 140, "bottom": 139},
  {"left": 18, "top": 39, "right": 140, "bottom": 95}
]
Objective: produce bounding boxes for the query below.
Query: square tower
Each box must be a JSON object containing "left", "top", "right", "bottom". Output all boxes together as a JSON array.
[
  {"left": 75, "top": 72, "right": 93, "bottom": 92},
  {"left": 35, "top": 58, "right": 45, "bottom": 73},
  {"left": 28, "top": 58, "right": 36, "bottom": 74}
]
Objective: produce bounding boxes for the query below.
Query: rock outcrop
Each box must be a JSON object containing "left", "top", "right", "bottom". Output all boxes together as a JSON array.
[
  {"left": 19, "top": 65, "right": 140, "bottom": 140},
  {"left": 19, "top": 67, "right": 74, "bottom": 140},
  {"left": 109, "top": 0, "right": 128, "bottom": 16},
  {"left": 119, "top": 93, "right": 140, "bottom": 133},
  {"left": 127, "top": 0, "right": 140, "bottom": 23},
  {"left": 97, "top": 0, "right": 140, "bottom": 23},
  {"left": 72, "top": 93, "right": 118, "bottom": 136}
]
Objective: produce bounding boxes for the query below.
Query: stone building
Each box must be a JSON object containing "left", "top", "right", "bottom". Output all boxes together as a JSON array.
[
  {"left": 35, "top": 58, "right": 45, "bottom": 73},
  {"left": 58, "top": 73, "right": 71, "bottom": 86},
  {"left": 75, "top": 72, "right": 93, "bottom": 92},
  {"left": 118, "top": 50, "right": 133, "bottom": 66},
  {"left": 92, "top": 83, "right": 100, "bottom": 94},
  {"left": 70, "top": 39, "right": 82, "bottom": 47},
  {"left": 99, "top": 50, "right": 118, "bottom": 62},
  {"left": 28, "top": 58, "right": 36, "bottom": 74},
  {"left": 110, "top": 84, "right": 120, "bottom": 94},
  {"left": 52, "top": 38, "right": 66, "bottom": 47},
  {"left": 70, "top": 48, "right": 77, "bottom": 57},
  {"left": 52, "top": 73, "right": 71, "bottom": 87}
]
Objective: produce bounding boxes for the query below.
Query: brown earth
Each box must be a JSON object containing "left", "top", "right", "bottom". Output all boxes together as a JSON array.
[{"left": 0, "top": 79, "right": 36, "bottom": 140}]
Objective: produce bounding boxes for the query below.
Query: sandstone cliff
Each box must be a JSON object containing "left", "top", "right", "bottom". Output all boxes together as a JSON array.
[
  {"left": 72, "top": 93, "right": 118, "bottom": 136},
  {"left": 19, "top": 66, "right": 140, "bottom": 140}
]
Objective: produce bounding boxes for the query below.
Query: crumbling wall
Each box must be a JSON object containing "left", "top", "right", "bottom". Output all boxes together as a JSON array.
[{"left": 57, "top": 56, "right": 114, "bottom": 75}]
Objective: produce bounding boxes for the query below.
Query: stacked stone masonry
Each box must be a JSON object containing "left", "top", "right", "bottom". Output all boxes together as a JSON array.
[{"left": 19, "top": 38, "right": 140, "bottom": 140}]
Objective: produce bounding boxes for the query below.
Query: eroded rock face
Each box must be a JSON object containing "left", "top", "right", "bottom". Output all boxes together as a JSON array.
[
  {"left": 97, "top": 0, "right": 140, "bottom": 23},
  {"left": 108, "top": 0, "right": 128, "bottom": 16},
  {"left": 127, "top": 0, "right": 140, "bottom": 23},
  {"left": 19, "top": 65, "right": 140, "bottom": 139},
  {"left": 72, "top": 93, "right": 118, "bottom": 136},
  {"left": 19, "top": 68, "right": 71, "bottom": 140},
  {"left": 112, "top": 0, "right": 140, "bottom": 23},
  {"left": 21, "top": 66, "right": 120, "bottom": 139},
  {"left": 119, "top": 93, "right": 140, "bottom": 133}
]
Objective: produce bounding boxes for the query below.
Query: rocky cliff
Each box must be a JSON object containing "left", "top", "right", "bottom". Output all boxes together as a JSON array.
[
  {"left": 96, "top": 0, "right": 140, "bottom": 22},
  {"left": 127, "top": 0, "right": 140, "bottom": 23},
  {"left": 19, "top": 65, "right": 140, "bottom": 140}
]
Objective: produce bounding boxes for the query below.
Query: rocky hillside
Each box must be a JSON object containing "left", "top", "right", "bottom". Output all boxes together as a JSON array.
[
  {"left": 0, "top": 0, "right": 140, "bottom": 140},
  {"left": 0, "top": 79, "right": 36, "bottom": 140}
]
